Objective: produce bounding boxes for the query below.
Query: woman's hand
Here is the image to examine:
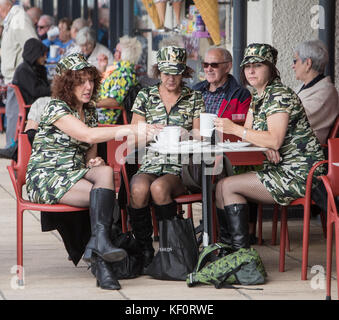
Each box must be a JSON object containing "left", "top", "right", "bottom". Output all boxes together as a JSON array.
[
  {"left": 97, "top": 53, "right": 109, "bottom": 73},
  {"left": 146, "top": 124, "right": 164, "bottom": 142},
  {"left": 264, "top": 149, "right": 282, "bottom": 164},
  {"left": 215, "top": 118, "right": 235, "bottom": 134},
  {"left": 87, "top": 157, "right": 105, "bottom": 168}
]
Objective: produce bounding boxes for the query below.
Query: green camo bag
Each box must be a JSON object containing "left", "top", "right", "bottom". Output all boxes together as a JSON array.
[{"left": 186, "top": 243, "right": 267, "bottom": 289}]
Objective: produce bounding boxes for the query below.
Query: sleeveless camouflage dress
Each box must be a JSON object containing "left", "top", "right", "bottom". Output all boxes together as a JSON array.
[
  {"left": 132, "top": 84, "right": 205, "bottom": 176},
  {"left": 252, "top": 79, "right": 325, "bottom": 206},
  {"left": 26, "top": 99, "right": 98, "bottom": 204}
]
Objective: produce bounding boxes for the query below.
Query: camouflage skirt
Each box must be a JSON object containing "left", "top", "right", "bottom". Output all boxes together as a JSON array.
[
  {"left": 26, "top": 168, "right": 89, "bottom": 205},
  {"left": 256, "top": 165, "right": 310, "bottom": 206}
]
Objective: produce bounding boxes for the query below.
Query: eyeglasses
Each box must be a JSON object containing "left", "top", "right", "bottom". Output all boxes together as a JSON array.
[
  {"left": 293, "top": 59, "right": 299, "bottom": 65},
  {"left": 37, "top": 25, "right": 48, "bottom": 30},
  {"left": 202, "top": 61, "right": 230, "bottom": 69}
]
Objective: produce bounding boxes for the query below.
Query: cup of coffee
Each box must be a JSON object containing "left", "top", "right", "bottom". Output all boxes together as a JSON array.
[
  {"left": 154, "top": 126, "right": 181, "bottom": 148},
  {"left": 200, "top": 113, "right": 217, "bottom": 137},
  {"left": 50, "top": 45, "right": 60, "bottom": 59}
]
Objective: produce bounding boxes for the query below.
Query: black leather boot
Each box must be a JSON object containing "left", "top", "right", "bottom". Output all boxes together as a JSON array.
[
  {"left": 92, "top": 254, "right": 121, "bottom": 290},
  {"left": 224, "top": 204, "right": 250, "bottom": 250},
  {"left": 128, "top": 206, "right": 155, "bottom": 272},
  {"left": 87, "top": 188, "right": 127, "bottom": 263},
  {"left": 216, "top": 208, "right": 232, "bottom": 245},
  {"left": 153, "top": 201, "right": 177, "bottom": 222}
]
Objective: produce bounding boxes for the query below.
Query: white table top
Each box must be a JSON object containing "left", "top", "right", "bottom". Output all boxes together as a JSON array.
[{"left": 148, "top": 144, "right": 268, "bottom": 155}]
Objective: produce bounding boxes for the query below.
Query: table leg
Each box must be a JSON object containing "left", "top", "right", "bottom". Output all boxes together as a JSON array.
[{"left": 202, "top": 161, "right": 214, "bottom": 247}]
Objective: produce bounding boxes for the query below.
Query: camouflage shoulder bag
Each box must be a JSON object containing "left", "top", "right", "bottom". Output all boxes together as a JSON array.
[{"left": 186, "top": 243, "right": 267, "bottom": 289}]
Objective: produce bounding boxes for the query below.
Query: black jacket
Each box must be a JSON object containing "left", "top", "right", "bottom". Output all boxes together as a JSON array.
[{"left": 12, "top": 38, "right": 51, "bottom": 105}]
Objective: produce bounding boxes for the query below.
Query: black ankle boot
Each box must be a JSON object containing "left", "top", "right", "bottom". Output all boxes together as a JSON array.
[
  {"left": 216, "top": 208, "right": 232, "bottom": 245},
  {"left": 93, "top": 254, "right": 121, "bottom": 290},
  {"left": 87, "top": 188, "right": 127, "bottom": 263},
  {"left": 153, "top": 201, "right": 177, "bottom": 222},
  {"left": 128, "top": 206, "right": 155, "bottom": 272},
  {"left": 224, "top": 204, "right": 250, "bottom": 250}
]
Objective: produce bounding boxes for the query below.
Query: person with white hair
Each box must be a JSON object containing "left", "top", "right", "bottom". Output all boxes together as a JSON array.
[
  {"left": 0, "top": 0, "right": 38, "bottom": 157},
  {"left": 37, "top": 14, "right": 54, "bottom": 41},
  {"left": 293, "top": 40, "right": 339, "bottom": 144},
  {"left": 75, "top": 26, "right": 113, "bottom": 72},
  {"left": 96, "top": 35, "right": 142, "bottom": 124}
]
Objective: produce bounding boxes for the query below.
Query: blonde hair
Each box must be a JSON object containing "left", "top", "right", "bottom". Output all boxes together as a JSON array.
[{"left": 119, "top": 35, "right": 142, "bottom": 65}]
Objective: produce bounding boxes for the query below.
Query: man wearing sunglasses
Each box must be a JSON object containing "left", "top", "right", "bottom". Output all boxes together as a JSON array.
[
  {"left": 193, "top": 47, "right": 259, "bottom": 245},
  {"left": 193, "top": 47, "right": 251, "bottom": 121}
]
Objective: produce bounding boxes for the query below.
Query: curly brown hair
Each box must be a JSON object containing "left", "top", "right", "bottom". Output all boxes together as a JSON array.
[{"left": 51, "top": 67, "right": 102, "bottom": 109}]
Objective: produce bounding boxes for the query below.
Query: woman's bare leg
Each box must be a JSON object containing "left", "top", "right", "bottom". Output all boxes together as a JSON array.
[
  {"left": 130, "top": 173, "right": 158, "bottom": 208},
  {"left": 217, "top": 172, "right": 275, "bottom": 207},
  {"left": 150, "top": 174, "right": 187, "bottom": 205},
  {"left": 59, "top": 166, "right": 115, "bottom": 207}
]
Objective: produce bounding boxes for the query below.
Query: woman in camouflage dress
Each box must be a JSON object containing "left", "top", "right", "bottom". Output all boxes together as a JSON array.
[
  {"left": 26, "top": 53, "right": 158, "bottom": 290},
  {"left": 127, "top": 46, "right": 205, "bottom": 271},
  {"left": 214, "top": 43, "right": 325, "bottom": 251}
]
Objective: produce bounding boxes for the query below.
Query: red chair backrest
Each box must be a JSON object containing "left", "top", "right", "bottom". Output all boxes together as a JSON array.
[
  {"left": 327, "top": 138, "right": 339, "bottom": 196},
  {"left": 15, "top": 134, "right": 32, "bottom": 198},
  {"left": 328, "top": 116, "right": 339, "bottom": 139},
  {"left": 8, "top": 84, "right": 31, "bottom": 140}
]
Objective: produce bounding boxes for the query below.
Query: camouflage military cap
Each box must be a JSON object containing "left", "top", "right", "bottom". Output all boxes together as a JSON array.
[
  {"left": 55, "top": 53, "right": 92, "bottom": 75},
  {"left": 157, "top": 46, "right": 187, "bottom": 75},
  {"left": 240, "top": 43, "right": 278, "bottom": 67}
]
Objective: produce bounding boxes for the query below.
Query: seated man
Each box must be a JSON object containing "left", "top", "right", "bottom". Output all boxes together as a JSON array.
[{"left": 193, "top": 47, "right": 259, "bottom": 245}]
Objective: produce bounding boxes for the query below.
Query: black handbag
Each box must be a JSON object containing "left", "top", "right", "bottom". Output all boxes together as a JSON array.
[{"left": 145, "top": 216, "right": 199, "bottom": 281}]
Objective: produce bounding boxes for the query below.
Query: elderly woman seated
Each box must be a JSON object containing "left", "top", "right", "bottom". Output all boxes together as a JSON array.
[
  {"left": 75, "top": 26, "right": 113, "bottom": 73},
  {"left": 293, "top": 40, "right": 339, "bottom": 144},
  {"left": 96, "top": 36, "right": 142, "bottom": 125}
]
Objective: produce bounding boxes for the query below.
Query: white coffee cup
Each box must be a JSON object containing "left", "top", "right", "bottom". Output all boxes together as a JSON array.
[
  {"left": 47, "top": 26, "right": 59, "bottom": 40},
  {"left": 154, "top": 126, "right": 181, "bottom": 148},
  {"left": 200, "top": 113, "right": 217, "bottom": 137},
  {"left": 50, "top": 45, "right": 60, "bottom": 59}
]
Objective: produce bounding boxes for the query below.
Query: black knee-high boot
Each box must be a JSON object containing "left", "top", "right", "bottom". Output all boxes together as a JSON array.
[
  {"left": 92, "top": 253, "right": 121, "bottom": 290},
  {"left": 128, "top": 206, "right": 155, "bottom": 271},
  {"left": 216, "top": 208, "right": 232, "bottom": 245},
  {"left": 86, "top": 188, "right": 127, "bottom": 263},
  {"left": 153, "top": 201, "right": 177, "bottom": 222},
  {"left": 224, "top": 204, "right": 250, "bottom": 250}
]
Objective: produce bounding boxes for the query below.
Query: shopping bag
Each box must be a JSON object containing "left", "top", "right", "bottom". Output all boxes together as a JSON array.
[{"left": 146, "top": 216, "right": 199, "bottom": 281}]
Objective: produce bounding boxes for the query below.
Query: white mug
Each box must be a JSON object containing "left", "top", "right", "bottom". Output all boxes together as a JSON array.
[
  {"left": 49, "top": 45, "right": 60, "bottom": 59},
  {"left": 154, "top": 126, "right": 181, "bottom": 147},
  {"left": 200, "top": 113, "right": 217, "bottom": 137}
]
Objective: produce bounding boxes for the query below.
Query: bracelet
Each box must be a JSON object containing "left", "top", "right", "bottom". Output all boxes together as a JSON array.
[{"left": 242, "top": 128, "right": 248, "bottom": 141}]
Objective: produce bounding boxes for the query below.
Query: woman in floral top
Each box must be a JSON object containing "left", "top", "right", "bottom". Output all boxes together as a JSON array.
[
  {"left": 96, "top": 36, "right": 142, "bottom": 124},
  {"left": 214, "top": 44, "right": 325, "bottom": 251}
]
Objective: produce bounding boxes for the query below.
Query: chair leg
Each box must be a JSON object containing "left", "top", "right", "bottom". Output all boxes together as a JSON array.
[
  {"left": 257, "top": 204, "right": 263, "bottom": 245},
  {"left": 335, "top": 222, "right": 339, "bottom": 300},
  {"left": 302, "top": 202, "right": 311, "bottom": 280},
  {"left": 121, "top": 209, "right": 128, "bottom": 233},
  {"left": 151, "top": 207, "right": 159, "bottom": 241},
  {"left": 279, "top": 207, "right": 287, "bottom": 272},
  {"left": 320, "top": 211, "right": 327, "bottom": 239},
  {"left": 272, "top": 204, "right": 279, "bottom": 245},
  {"left": 326, "top": 220, "right": 333, "bottom": 300},
  {"left": 187, "top": 204, "right": 193, "bottom": 219},
  {"left": 17, "top": 209, "right": 24, "bottom": 286}
]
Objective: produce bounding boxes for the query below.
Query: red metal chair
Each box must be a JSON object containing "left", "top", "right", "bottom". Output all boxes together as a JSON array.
[
  {"left": 8, "top": 84, "right": 31, "bottom": 141},
  {"left": 319, "top": 138, "right": 339, "bottom": 300},
  {"left": 7, "top": 133, "right": 88, "bottom": 286}
]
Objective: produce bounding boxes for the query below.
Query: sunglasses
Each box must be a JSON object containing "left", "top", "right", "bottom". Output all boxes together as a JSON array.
[
  {"left": 37, "top": 25, "right": 48, "bottom": 30},
  {"left": 202, "top": 61, "right": 229, "bottom": 69}
]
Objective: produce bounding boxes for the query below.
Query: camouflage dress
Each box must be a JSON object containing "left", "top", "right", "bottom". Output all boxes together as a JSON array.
[
  {"left": 26, "top": 99, "right": 98, "bottom": 204},
  {"left": 132, "top": 84, "right": 205, "bottom": 176},
  {"left": 252, "top": 78, "right": 325, "bottom": 205}
]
